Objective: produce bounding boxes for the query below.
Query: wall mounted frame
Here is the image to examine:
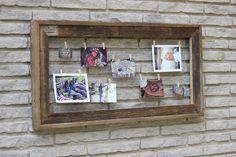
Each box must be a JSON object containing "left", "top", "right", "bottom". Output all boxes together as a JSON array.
[{"left": 31, "top": 20, "right": 203, "bottom": 131}]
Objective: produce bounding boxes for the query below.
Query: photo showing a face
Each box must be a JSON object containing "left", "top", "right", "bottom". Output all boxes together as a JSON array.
[
  {"left": 53, "top": 74, "right": 90, "bottom": 103},
  {"left": 81, "top": 47, "right": 107, "bottom": 67},
  {"left": 152, "top": 45, "right": 182, "bottom": 72}
]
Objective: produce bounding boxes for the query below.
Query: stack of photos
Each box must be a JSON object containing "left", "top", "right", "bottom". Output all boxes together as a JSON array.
[
  {"left": 90, "top": 82, "right": 117, "bottom": 103},
  {"left": 81, "top": 47, "right": 107, "bottom": 67},
  {"left": 53, "top": 73, "right": 90, "bottom": 103},
  {"left": 152, "top": 45, "right": 182, "bottom": 72},
  {"left": 111, "top": 59, "right": 135, "bottom": 78}
]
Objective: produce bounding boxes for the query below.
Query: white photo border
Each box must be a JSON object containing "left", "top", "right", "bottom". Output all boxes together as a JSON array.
[
  {"left": 152, "top": 45, "right": 183, "bottom": 72},
  {"left": 53, "top": 73, "right": 90, "bottom": 103}
]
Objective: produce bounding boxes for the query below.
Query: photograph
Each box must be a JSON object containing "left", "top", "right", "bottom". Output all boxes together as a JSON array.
[
  {"left": 53, "top": 73, "right": 90, "bottom": 103},
  {"left": 152, "top": 45, "right": 182, "bottom": 72},
  {"left": 111, "top": 59, "right": 135, "bottom": 78},
  {"left": 89, "top": 82, "right": 117, "bottom": 103},
  {"left": 81, "top": 47, "right": 107, "bottom": 67}
]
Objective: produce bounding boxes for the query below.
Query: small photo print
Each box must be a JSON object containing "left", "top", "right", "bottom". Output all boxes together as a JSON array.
[
  {"left": 81, "top": 47, "right": 107, "bottom": 67},
  {"left": 111, "top": 59, "right": 135, "bottom": 78},
  {"left": 152, "top": 45, "right": 182, "bottom": 72},
  {"left": 89, "top": 82, "right": 117, "bottom": 103},
  {"left": 53, "top": 73, "right": 90, "bottom": 103}
]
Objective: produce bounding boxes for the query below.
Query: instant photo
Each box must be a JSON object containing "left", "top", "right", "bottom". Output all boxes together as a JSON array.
[
  {"left": 111, "top": 59, "right": 135, "bottom": 78},
  {"left": 152, "top": 45, "right": 182, "bottom": 72},
  {"left": 53, "top": 73, "right": 90, "bottom": 103},
  {"left": 81, "top": 47, "right": 107, "bottom": 67},
  {"left": 89, "top": 82, "right": 117, "bottom": 103}
]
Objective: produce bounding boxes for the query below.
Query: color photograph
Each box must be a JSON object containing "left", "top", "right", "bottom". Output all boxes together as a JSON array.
[
  {"left": 81, "top": 47, "right": 107, "bottom": 67},
  {"left": 152, "top": 45, "right": 182, "bottom": 72},
  {"left": 89, "top": 82, "right": 117, "bottom": 103},
  {"left": 111, "top": 59, "right": 135, "bottom": 78},
  {"left": 53, "top": 73, "right": 90, "bottom": 103}
]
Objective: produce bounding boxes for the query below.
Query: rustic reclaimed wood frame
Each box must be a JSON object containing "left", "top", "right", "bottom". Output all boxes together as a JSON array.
[{"left": 31, "top": 20, "right": 203, "bottom": 131}]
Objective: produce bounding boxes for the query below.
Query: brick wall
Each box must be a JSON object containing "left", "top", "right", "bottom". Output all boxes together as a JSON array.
[{"left": 0, "top": 0, "right": 236, "bottom": 157}]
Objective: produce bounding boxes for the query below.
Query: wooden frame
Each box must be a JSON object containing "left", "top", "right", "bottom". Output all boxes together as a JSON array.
[{"left": 31, "top": 20, "right": 203, "bottom": 131}]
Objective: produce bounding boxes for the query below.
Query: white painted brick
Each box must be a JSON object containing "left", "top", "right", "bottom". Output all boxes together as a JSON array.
[
  {"left": 203, "top": 62, "right": 231, "bottom": 72},
  {"left": 30, "top": 145, "right": 87, "bottom": 157},
  {"left": 87, "top": 38, "right": 138, "bottom": 48},
  {"left": 204, "top": 85, "right": 230, "bottom": 96},
  {"left": 0, "top": 92, "right": 30, "bottom": 105},
  {"left": 0, "top": 79, "right": 31, "bottom": 91},
  {"left": 205, "top": 97, "right": 236, "bottom": 107},
  {"left": 110, "top": 127, "right": 160, "bottom": 139},
  {"left": 0, "top": 151, "right": 29, "bottom": 157},
  {"left": 0, "top": 22, "right": 30, "bottom": 34},
  {"left": 0, "top": 134, "right": 53, "bottom": 148},
  {"left": 191, "top": 15, "right": 232, "bottom": 26},
  {"left": 205, "top": 4, "right": 228, "bottom": 15},
  {"left": 55, "top": 131, "right": 109, "bottom": 144},
  {"left": 204, "top": 27, "right": 236, "bottom": 38},
  {"left": 158, "top": 146, "right": 204, "bottom": 157},
  {"left": 204, "top": 143, "right": 236, "bottom": 155},
  {"left": 202, "top": 39, "right": 228, "bottom": 49},
  {"left": 189, "top": 132, "right": 231, "bottom": 144},
  {"left": 205, "top": 108, "right": 230, "bottom": 119},
  {"left": 108, "top": 0, "right": 157, "bottom": 11},
  {"left": 87, "top": 140, "right": 140, "bottom": 155},
  {"left": 90, "top": 12, "right": 142, "bottom": 22},
  {"left": 0, "top": 37, "right": 27, "bottom": 48},
  {"left": 231, "top": 131, "right": 236, "bottom": 139},
  {"left": 0, "top": 0, "right": 49, "bottom": 7},
  {"left": 0, "top": 51, "right": 30, "bottom": 62},
  {"left": 161, "top": 123, "right": 205, "bottom": 135},
  {"left": 206, "top": 120, "right": 230, "bottom": 130},
  {"left": 205, "top": 74, "right": 236, "bottom": 84},
  {"left": 234, "top": 18, "right": 236, "bottom": 26},
  {"left": 230, "top": 107, "right": 236, "bottom": 117},
  {"left": 52, "top": 0, "right": 106, "bottom": 9},
  {"left": 230, "top": 119, "right": 236, "bottom": 128},
  {"left": 0, "top": 9, "right": 32, "bottom": 20},
  {"left": 143, "top": 14, "right": 190, "bottom": 24},
  {"left": 0, "top": 64, "right": 29, "bottom": 76},
  {"left": 108, "top": 151, "right": 156, "bottom": 157},
  {"left": 141, "top": 135, "right": 187, "bottom": 149},
  {"left": 231, "top": 86, "right": 236, "bottom": 94},
  {"left": 0, "top": 121, "right": 28, "bottom": 133},
  {"left": 0, "top": 106, "right": 31, "bottom": 119},
  {"left": 189, "top": 0, "right": 230, "bottom": 3},
  {"left": 203, "top": 50, "right": 236, "bottom": 61},
  {"left": 33, "top": 10, "right": 89, "bottom": 21},
  {"left": 159, "top": 2, "right": 203, "bottom": 13},
  {"left": 229, "top": 40, "right": 236, "bottom": 49}
]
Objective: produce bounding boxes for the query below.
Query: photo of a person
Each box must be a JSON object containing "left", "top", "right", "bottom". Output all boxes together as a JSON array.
[
  {"left": 53, "top": 73, "right": 90, "bottom": 103},
  {"left": 152, "top": 45, "right": 182, "bottom": 72},
  {"left": 81, "top": 47, "right": 107, "bottom": 67}
]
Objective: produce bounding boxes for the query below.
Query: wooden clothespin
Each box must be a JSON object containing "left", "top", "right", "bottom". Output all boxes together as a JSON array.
[
  {"left": 157, "top": 73, "right": 160, "bottom": 80},
  {"left": 60, "top": 69, "right": 63, "bottom": 74},
  {"left": 64, "top": 41, "right": 68, "bottom": 48},
  {"left": 84, "top": 42, "right": 87, "bottom": 49},
  {"left": 178, "top": 40, "right": 181, "bottom": 47},
  {"left": 177, "top": 81, "right": 180, "bottom": 88},
  {"left": 102, "top": 42, "right": 105, "bottom": 50},
  {"left": 78, "top": 69, "right": 81, "bottom": 74},
  {"left": 153, "top": 40, "right": 156, "bottom": 45},
  {"left": 129, "top": 54, "right": 132, "bottom": 60}
]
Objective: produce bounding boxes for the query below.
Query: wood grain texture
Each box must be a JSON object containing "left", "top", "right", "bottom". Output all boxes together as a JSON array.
[{"left": 31, "top": 20, "right": 202, "bottom": 131}]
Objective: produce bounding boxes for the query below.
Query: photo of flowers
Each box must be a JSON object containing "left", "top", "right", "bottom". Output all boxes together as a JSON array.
[
  {"left": 89, "top": 82, "right": 117, "bottom": 103},
  {"left": 81, "top": 47, "right": 107, "bottom": 67},
  {"left": 152, "top": 45, "right": 182, "bottom": 72},
  {"left": 53, "top": 73, "right": 90, "bottom": 103}
]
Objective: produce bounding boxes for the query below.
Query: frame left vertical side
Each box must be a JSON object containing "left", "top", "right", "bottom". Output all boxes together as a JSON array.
[{"left": 31, "top": 21, "right": 42, "bottom": 130}]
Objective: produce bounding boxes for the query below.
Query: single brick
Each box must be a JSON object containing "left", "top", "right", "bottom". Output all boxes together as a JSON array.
[
  {"left": 0, "top": 121, "right": 29, "bottom": 133},
  {"left": 202, "top": 39, "right": 228, "bottom": 49},
  {"left": 0, "top": 106, "right": 31, "bottom": 119},
  {"left": 0, "top": 92, "right": 30, "bottom": 105},
  {"left": 203, "top": 62, "right": 231, "bottom": 72},
  {"left": 206, "top": 120, "right": 230, "bottom": 130},
  {"left": 0, "top": 0, "right": 49, "bottom": 7},
  {"left": 0, "top": 151, "right": 29, "bottom": 157},
  {"left": 204, "top": 4, "right": 228, "bottom": 15},
  {"left": 158, "top": 146, "right": 204, "bottom": 157},
  {"left": 205, "top": 97, "right": 236, "bottom": 107},
  {"left": 0, "top": 64, "right": 29, "bottom": 76},
  {"left": 159, "top": 2, "right": 203, "bottom": 13},
  {"left": 0, "top": 9, "right": 32, "bottom": 20},
  {"left": 204, "top": 143, "right": 236, "bottom": 155},
  {"left": 0, "top": 51, "right": 30, "bottom": 62},
  {"left": 108, "top": 0, "right": 157, "bottom": 11},
  {"left": 51, "top": 0, "right": 106, "bottom": 9},
  {"left": 205, "top": 108, "right": 230, "bottom": 119},
  {"left": 204, "top": 27, "right": 236, "bottom": 38},
  {"left": 204, "top": 85, "right": 230, "bottom": 96},
  {"left": 191, "top": 15, "right": 232, "bottom": 26},
  {"left": 205, "top": 74, "right": 236, "bottom": 84},
  {"left": 189, "top": 0, "right": 230, "bottom": 3},
  {"left": 143, "top": 14, "right": 190, "bottom": 24},
  {"left": 0, "top": 79, "right": 31, "bottom": 91},
  {"left": 0, "top": 22, "right": 30, "bottom": 34},
  {"left": 0, "top": 37, "right": 27, "bottom": 48}
]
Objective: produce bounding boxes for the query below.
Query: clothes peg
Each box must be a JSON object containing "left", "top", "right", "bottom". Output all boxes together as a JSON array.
[
  {"left": 84, "top": 42, "right": 87, "bottom": 49},
  {"left": 64, "top": 41, "right": 68, "bottom": 48},
  {"left": 129, "top": 54, "right": 132, "bottom": 60},
  {"left": 153, "top": 40, "right": 156, "bottom": 45},
  {"left": 178, "top": 40, "right": 181, "bottom": 47},
  {"left": 177, "top": 81, "right": 180, "bottom": 88},
  {"left": 157, "top": 73, "right": 160, "bottom": 80},
  {"left": 60, "top": 69, "right": 63, "bottom": 74},
  {"left": 102, "top": 42, "right": 105, "bottom": 50},
  {"left": 112, "top": 55, "right": 115, "bottom": 62}
]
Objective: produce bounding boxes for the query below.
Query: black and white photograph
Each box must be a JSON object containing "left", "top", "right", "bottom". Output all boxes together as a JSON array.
[
  {"left": 53, "top": 73, "right": 90, "bottom": 103},
  {"left": 152, "top": 45, "right": 182, "bottom": 72}
]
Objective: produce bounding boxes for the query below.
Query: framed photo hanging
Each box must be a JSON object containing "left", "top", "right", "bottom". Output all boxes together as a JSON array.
[
  {"left": 152, "top": 45, "right": 182, "bottom": 72},
  {"left": 53, "top": 73, "right": 90, "bottom": 103}
]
